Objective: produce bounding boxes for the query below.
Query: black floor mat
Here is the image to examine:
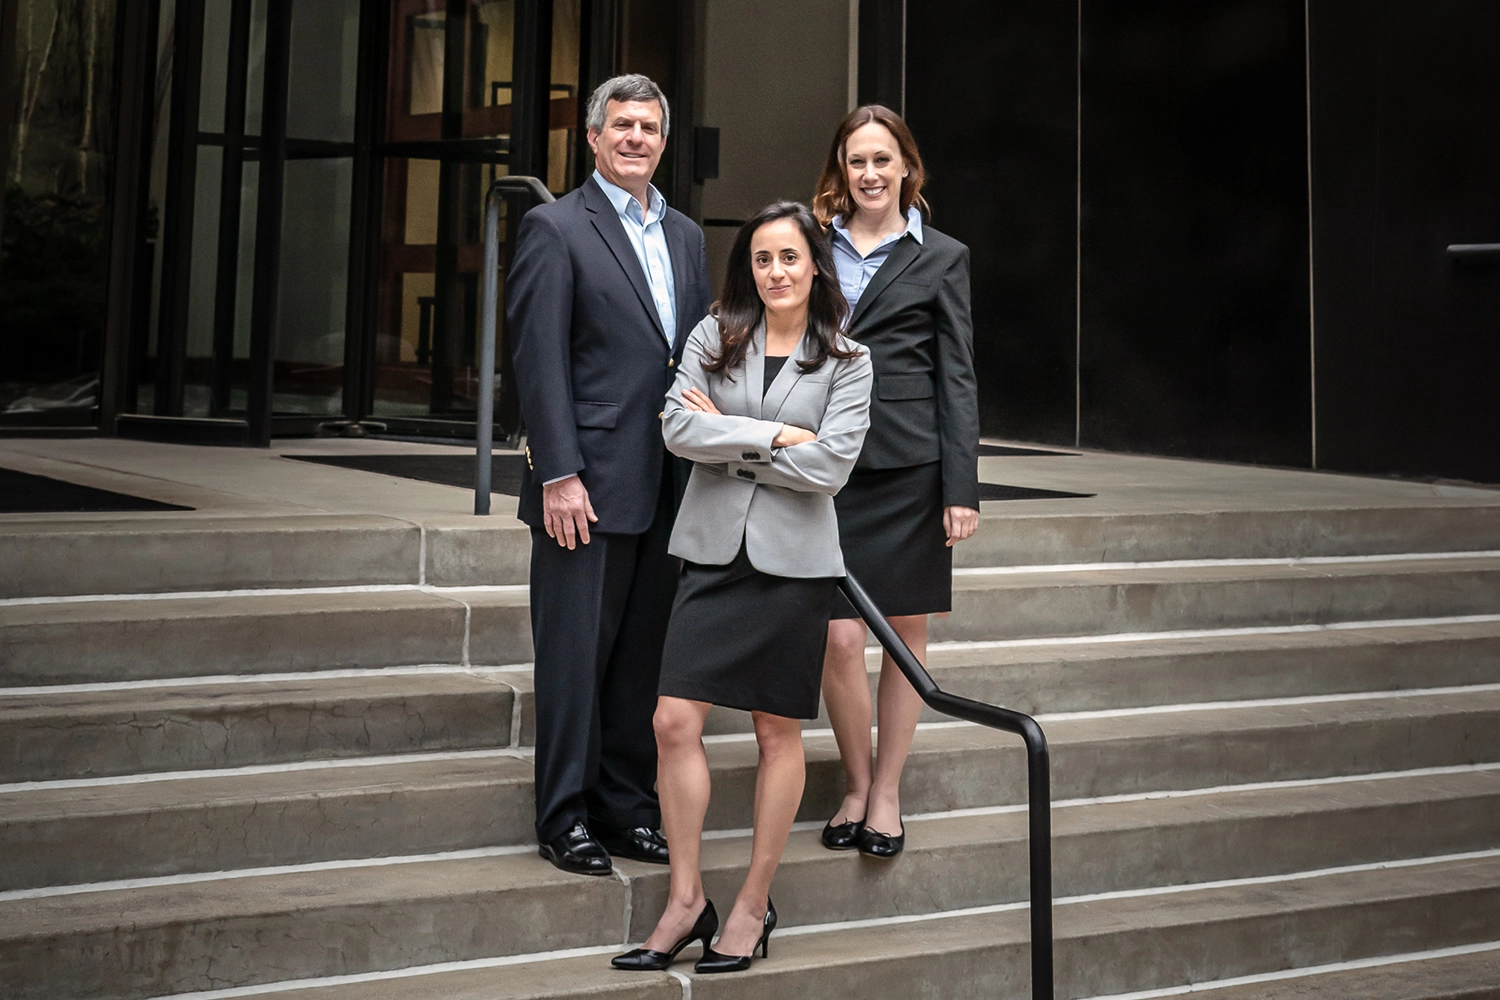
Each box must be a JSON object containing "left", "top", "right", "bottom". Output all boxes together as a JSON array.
[
  {"left": 977, "top": 482, "right": 1094, "bottom": 501},
  {"left": 289, "top": 454, "right": 1093, "bottom": 502},
  {"left": 287, "top": 453, "right": 529, "bottom": 495},
  {"left": 977, "top": 443, "right": 1078, "bottom": 457},
  {"left": 0, "top": 467, "right": 193, "bottom": 513}
]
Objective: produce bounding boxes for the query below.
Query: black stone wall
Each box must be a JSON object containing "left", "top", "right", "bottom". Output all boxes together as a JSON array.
[
  {"left": 904, "top": 0, "right": 1499, "bottom": 482},
  {"left": 1308, "top": 1, "right": 1500, "bottom": 483}
]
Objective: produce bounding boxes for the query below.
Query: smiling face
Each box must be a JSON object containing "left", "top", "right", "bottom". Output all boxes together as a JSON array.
[
  {"left": 842, "top": 121, "right": 906, "bottom": 223},
  {"left": 587, "top": 99, "right": 667, "bottom": 196},
  {"left": 750, "top": 218, "right": 817, "bottom": 318}
]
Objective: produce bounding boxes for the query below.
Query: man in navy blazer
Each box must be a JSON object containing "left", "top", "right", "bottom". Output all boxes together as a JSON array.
[{"left": 507, "top": 74, "right": 711, "bottom": 875}]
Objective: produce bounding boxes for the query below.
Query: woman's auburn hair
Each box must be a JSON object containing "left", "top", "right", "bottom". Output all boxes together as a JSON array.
[
  {"left": 704, "top": 201, "right": 857, "bottom": 377},
  {"left": 812, "top": 104, "right": 930, "bottom": 228}
]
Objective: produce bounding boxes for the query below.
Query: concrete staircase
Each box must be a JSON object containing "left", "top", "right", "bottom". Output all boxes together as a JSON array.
[{"left": 3, "top": 503, "right": 1500, "bottom": 1000}]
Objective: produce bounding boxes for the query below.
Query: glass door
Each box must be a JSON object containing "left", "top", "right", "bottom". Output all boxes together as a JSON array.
[{"left": 370, "top": 0, "right": 580, "bottom": 436}]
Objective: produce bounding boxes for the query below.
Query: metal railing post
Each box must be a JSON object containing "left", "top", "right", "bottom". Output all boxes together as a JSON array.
[
  {"left": 839, "top": 572, "right": 1054, "bottom": 1000},
  {"left": 475, "top": 187, "right": 502, "bottom": 515},
  {"left": 475, "top": 175, "right": 555, "bottom": 516}
]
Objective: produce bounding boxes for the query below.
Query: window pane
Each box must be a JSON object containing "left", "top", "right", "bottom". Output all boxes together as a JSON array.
[
  {"left": 1, "top": 0, "right": 120, "bottom": 427},
  {"left": 287, "top": 0, "right": 361, "bottom": 142},
  {"left": 274, "top": 157, "right": 353, "bottom": 414}
]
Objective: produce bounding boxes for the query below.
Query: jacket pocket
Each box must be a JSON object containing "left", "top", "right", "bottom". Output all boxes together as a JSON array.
[
  {"left": 573, "top": 400, "right": 619, "bottom": 428},
  {"left": 876, "top": 373, "right": 935, "bottom": 401}
]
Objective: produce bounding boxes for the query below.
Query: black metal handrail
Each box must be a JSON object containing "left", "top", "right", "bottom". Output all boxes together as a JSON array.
[
  {"left": 839, "top": 572, "right": 1054, "bottom": 1000},
  {"left": 477, "top": 176, "right": 556, "bottom": 515}
]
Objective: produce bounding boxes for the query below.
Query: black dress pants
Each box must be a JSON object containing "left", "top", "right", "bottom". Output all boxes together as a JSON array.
[{"left": 528, "top": 470, "right": 679, "bottom": 843}]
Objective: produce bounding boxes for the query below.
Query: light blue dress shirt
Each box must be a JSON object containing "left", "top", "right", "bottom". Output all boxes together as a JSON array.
[
  {"left": 592, "top": 169, "right": 676, "bottom": 347},
  {"left": 829, "top": 206, "right": 925, "bottom": 311}
]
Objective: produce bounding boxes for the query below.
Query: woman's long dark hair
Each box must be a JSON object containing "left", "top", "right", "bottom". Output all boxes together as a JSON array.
[{"left": 704, "top": 201, "right": 856, "bottom": 377}]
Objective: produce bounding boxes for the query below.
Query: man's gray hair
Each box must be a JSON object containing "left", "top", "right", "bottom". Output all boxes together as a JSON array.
[{"left": 585, "top": 74, "right": 670, "bottom": 136}]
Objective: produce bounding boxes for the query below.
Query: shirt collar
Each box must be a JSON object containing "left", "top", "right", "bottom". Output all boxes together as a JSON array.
[
  {"left": 593, "top": 169, "right": 666, "bottom": 225},
  {"left": 830, "top": 205, "right": 925, "bottom": 252}
]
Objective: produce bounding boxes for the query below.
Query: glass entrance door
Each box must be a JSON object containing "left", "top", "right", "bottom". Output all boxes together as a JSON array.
[{"left": 370, "top": 0, "right": 580, "bottom": 437}]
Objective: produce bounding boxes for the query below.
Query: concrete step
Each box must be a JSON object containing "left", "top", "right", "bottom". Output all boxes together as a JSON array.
[
  {"left": 955, "top": 504, "right": 1500, "bottom": 568},
  {"left": 6, "top": 687, "right": 1497, "bottom": 889},
  {"left": 0, "top": 669, "right": 529, "bottom": 781},
  {"left": 8, "top": 503, "right": 1500, "bottom": 601},
  {"left": 8, "top": 553, "right": 1499, "bottom": 686},
  {"left": 0, "top": 589, "right": 532, "bottom": 686},
  {"left": 937, "top": 553, "right": 1500, "bottom": 642},
  {"left": 7, "top": 617, "right": 1492, "bottom": 774},
  {"left": 0, "top": 516, "right": 535, "bottom": 599},
  {"left": 1081, "top": 946, "right": 1500, "bottom": 999},
  {"left": 705, "top": 616, "right": 1500, "bottom": 735},
  {"left": 13, "top": 846, "right": 1499, "bottom": 1000},
  {"left": 6, "top": 769, "right": 1498, "bottom": 1000}
]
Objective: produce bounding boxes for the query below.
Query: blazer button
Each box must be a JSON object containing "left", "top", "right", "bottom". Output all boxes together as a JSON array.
[
  {"left": 741, "top": 451, "right": 760, "bottom": 461},
  {"left": 658, "top": 411, "right": 665, "bottom": 420},
  {"left": 525, "top": 446, "right": 533, "bottom": 470},
  {"left": 668, "top": 358, "right": 676, "bottom": 368},
  {"left": 736, "top": 469, "right": 755, "bottom": 481}
]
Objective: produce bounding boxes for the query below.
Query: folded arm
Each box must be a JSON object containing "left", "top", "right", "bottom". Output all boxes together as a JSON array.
[
  {"left": 662, "top": 325, "right": 784, "bottom": 463},
  {"left": 730, "top": 349, "right": 874, "bottom": 495}
]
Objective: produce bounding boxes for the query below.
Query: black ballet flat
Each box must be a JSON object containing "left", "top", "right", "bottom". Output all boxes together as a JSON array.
[
  {"left": 694, "top": 898, "right": 777, "bottom": 974},
  {"left": 612, "top": 900, "right": 718, "bottom": 971},
  {"left": 856, "top": 820, "right": 905, "bottom": 859},
  {"left": 820, "top": 815, "right": 865, "bottom": 851}
]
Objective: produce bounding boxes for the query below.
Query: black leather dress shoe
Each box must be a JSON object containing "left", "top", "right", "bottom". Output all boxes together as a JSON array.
[
  {"left": 539, "top": 821, "right": 613, "bottom": 875},
  {"left": 596, "top": 825, "right": 670, "bottom": 865}
]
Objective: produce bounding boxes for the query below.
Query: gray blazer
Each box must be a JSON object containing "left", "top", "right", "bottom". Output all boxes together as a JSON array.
[{"left": 662, "top": 315, "right": 873, "bottom": 578}]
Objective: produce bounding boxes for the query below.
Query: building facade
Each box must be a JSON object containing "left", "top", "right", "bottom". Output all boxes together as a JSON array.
[{"left": 2, "top": 0, "right": 1496, "bottom": 481}]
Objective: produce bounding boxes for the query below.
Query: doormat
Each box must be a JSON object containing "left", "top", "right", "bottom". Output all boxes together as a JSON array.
[
  {"left": 977, "top": 482, "right": 1094, "bottom": 501},
  {"left": 286, "top": 453, "right": 529, "bottom": 495},
  {"left": 0, "top": 467, "right": 194, "bottom": 513},
  {"left": 288, "top": 454, "right": 1094, "bottom": 502},
  {"left": 977, "top": 444, "right": 1077, "bottom": 457}
]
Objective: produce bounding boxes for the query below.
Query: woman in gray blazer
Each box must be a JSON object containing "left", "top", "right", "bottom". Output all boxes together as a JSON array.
[
  {"left": 612, "top": 202, "right": 872, "bottom": 975},
  {"left": 813, "top": 106, "right": 981, "bottom": 860}
]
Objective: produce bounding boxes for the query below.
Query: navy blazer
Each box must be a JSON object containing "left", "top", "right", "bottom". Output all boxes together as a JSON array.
[{"left": 507, "top": 176, "right": 712, "bottom": 534}]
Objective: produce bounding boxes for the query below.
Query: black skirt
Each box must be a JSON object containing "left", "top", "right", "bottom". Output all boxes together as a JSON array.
[
  {"left": 658, "top": 542, "right": 837, "bottom": 720},
  {"left": 831, "top": 461, "right": 952, "bottom": 619}
]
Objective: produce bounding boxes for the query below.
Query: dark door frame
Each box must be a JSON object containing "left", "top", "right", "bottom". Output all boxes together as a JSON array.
[{"left": 0, "top": 0, "right": 19, "bottom": 260}]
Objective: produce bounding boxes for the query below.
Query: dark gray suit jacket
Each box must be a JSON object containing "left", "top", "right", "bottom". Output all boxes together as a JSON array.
[
  {"left": 845, "top": 224, "right": 979, "bottom": 509},
  {"left": 506, "top": 177, "right": 711, "bottom": 534}
]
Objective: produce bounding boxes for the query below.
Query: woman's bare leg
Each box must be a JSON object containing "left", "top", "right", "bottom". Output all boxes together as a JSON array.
[
  {"left": 864, "top": 614, "right": 928, "bottom": 837},
  {"left": 642, "top": 696, "right": 713, "bottom": 951},
  {"left": 820, "top": 617, "right": 873, "bottom": 824},
  {"left": 715, "top": 710, "right": 805, "bottom": 956}
]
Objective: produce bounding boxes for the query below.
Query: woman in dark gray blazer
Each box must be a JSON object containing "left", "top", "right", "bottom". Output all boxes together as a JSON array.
[
  {"left": 813, "top": 105, "right": 981, "bottom": 860},
  {"left": 612, "top": 202, "right": 872, "bottom": 975}
]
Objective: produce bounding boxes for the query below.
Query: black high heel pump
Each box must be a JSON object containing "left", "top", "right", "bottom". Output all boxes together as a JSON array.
[
  {"left": 612, "top": 900, "right": 718, "bottom": 971},
  {"left": 695, "top": 898, "right": 777, "bottom": 974}
]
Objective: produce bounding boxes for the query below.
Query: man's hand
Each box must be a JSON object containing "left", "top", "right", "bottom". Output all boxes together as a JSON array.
[
  {"left": 543, "top": 475, "right": 598, "bottom": 549},
  {"left": 773, "top": 424, "right": 817, "bottom": 448},
  {"left": 943, "top": 505, "right": 979, "bottom": 547}
]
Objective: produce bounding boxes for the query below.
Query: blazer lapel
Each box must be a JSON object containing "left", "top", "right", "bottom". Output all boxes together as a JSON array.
[
  {"left": 667, "top": 215, "right": 693, "bottom": 356},
  {"left": 744, "top": 322, "right": 766, "bottom": 419},
  {"left": 848, "top": 234, "right": 922, "bottom": 332},
  {"left": 761, "top": 332, "right": 811, "bottom": 422},
  {"left": 583, "top": 178, "right": 669, "bottom": 344}
]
